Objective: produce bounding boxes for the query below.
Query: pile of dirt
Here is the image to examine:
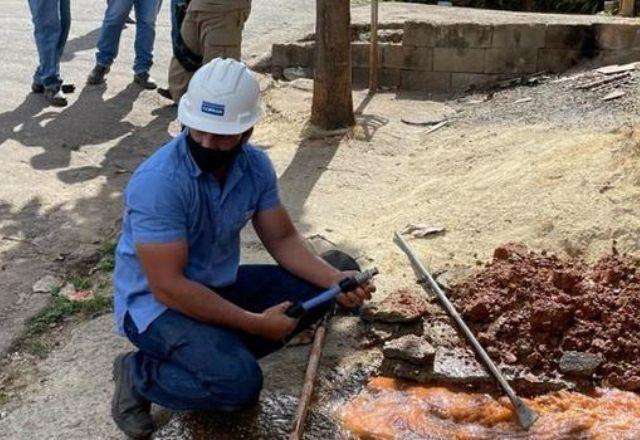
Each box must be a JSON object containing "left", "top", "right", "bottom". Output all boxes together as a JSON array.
[{"left": 451, "top": 243, "right": 640, "bottom": 391}]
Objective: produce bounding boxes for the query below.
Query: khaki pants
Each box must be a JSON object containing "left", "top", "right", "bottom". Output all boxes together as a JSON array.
[{"left": 168, "top": 6, "right": 251, "bottom": 102}]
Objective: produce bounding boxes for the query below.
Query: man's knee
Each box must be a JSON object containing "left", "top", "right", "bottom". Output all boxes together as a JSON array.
[{"left": 203, "top": 352, "right": 263, "bottom": 409}]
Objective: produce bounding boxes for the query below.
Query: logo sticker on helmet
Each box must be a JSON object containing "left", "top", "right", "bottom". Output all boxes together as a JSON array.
[{"left": 201, "top": 101, "right": 225, "bottom": 117}]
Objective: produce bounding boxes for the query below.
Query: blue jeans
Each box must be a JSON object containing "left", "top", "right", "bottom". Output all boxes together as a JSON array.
[
  {"left": 28, "top": 0, "right": 71, "bottom": 90},
  {"left": 96, "top": 0, "right": 162, "bottom": 74},
  {"left": 123, "top": 265, "right": 334, "bottom": 411}
]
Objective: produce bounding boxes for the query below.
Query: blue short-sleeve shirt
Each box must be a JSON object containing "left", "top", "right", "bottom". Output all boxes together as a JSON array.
[{"left": 113, "top": 131, "right": 280, "bottom": 335}]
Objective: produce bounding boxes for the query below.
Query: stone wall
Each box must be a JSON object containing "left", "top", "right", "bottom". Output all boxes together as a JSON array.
[{"left": 271, "top": 20, "right": 640, "bottom": 93}]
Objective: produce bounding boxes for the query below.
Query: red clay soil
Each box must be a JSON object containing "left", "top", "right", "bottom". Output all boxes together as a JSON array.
[{"left": 451, "top": 243, "right": 640, "bottom": 391}]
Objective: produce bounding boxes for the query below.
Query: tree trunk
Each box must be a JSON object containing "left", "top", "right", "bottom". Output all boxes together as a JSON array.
[
  {"left": 620, "top": 0, "right": 635, "bottom": 16},
  {"left": 311, "top": 0, "right": 355, "bottom": 130}
]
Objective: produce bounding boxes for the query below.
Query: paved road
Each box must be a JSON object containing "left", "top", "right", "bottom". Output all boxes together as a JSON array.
[{"left": 0, "top": 0, "right": 314, "bottom": 355}]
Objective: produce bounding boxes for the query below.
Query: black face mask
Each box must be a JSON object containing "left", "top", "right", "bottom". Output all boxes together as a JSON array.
[{"left": 186, "top": 132, "right": 243, "bottom": 174}]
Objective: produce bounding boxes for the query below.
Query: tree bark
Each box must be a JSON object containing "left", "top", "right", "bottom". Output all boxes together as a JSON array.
[
  {"left": 620, "top": 0, "right": 635, "bottom": 16},
  {"left": 311, "top": 0, "right": 355, "bottom": 130}
]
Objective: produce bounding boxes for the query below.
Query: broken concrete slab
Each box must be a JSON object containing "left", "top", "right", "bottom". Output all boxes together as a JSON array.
[
  {"left": 364, "top": 320, "right": 424, "bottom": 346},
  {"left": 383, "top": 335, "right": 435, "bottom": 366},
  {"left": 361, "top": 289, "right": 431, "bottom": 323},
  {"left": 422, "top": 319, "right": 462, "bottom": 348},
  {"left": 559, "top": 351, "right": 604, "bottom": 377},
  {"left": 431, "top": 347, "right": 490, "bottom": 384}
]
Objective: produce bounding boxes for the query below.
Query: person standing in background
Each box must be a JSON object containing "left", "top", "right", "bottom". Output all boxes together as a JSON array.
[
  {"left": 157, "top": 0, "right": 251, "bottom": 102},
  {"left": 87, "top": 0, "right": 162, "bottom": 89},
  {"left": 28, "top": 0, "right": 75, "bottom": 107}
]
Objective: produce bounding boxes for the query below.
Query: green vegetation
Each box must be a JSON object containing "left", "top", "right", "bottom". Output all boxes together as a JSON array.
[{"left": 15, "top": 236, "right": 118, "bottom": 358}]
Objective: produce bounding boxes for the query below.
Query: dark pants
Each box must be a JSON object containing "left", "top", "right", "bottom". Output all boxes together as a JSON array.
[{"left": 124, "top": 263, "right": 348, "bottom": 411}]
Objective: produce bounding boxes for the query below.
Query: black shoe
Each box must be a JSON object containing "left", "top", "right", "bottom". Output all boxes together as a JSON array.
[
  {"left": 156, "top": 87, "right": 172, "bottom": 100},
  {"left": 31, "top": 83, "right": 44, "bottom": 94},
  {"left": 87, "top": 65, "right": 110, "bottom": 85},
  {"left": 44, "top": 88, "right": 68, "bottom": 107},
  {"left": 111, "top": 352, "right": 154, "bottom": 439},
  {"left": 61, "top": 83, "right": 76, "bottom": 94},
  {"left": 133, "top": 73, "right": 157, "bottom": 90},
  {"left": 126, "top": 16, "right": 136, "bottom": 24},
  {"left": 33, "top": 83, "right": 76, "bottom": 94}
]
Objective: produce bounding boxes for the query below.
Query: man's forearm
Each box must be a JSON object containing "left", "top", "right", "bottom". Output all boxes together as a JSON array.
[
  {"left": 267, "top": 231, "right": 344, "bottom": 289},
  {"left": 151, "top": 277, "right": 261, "bottom": 334}
]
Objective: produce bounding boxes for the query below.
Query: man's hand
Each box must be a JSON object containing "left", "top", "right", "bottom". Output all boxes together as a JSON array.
[
  {"left": 252, "top": 302, "right": 298, "bottom": 341},
  {"left": 334, "top": 270, "right": 376, "bottom": 309}
]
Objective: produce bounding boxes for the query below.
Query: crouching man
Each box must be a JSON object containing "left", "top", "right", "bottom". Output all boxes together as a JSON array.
[{"left": 111, "top": 58, "right": 373, "bottom": 439}]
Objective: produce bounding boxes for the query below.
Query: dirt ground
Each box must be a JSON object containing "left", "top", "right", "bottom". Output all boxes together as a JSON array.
[{"left": 1, "top": 64, "right": 640, "bottom": 439}]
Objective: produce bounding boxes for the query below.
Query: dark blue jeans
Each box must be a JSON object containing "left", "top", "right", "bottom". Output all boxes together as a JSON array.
[{"left": 123, "top": 265, "right": 332, "bottom": 411}]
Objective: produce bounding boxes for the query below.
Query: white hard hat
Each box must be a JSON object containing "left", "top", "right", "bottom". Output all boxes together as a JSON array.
[{"left": 178, "top": 58, "right": 263, "bottom": 135}]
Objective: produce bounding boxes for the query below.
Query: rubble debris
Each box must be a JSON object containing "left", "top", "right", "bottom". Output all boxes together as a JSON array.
[
  {"left": 382, "top": 335, "right": 435, "bottom": 366},
  {"left": 32, "top": 275, "right": 62, "bottom": 294},
  {"left": 363, "top": 321, "right": 423, "bottom": 347},
  {"left": 431, "top": 347, "right": 490, "bottom": 384},
  {"left": 400, "top": 223, "right": 445, "bottom": 238},
  {"left": 361, "top": 288, "right": 431, "bottom": 323},
  {"left": 559, "top": 351, "right": 604, "bottom": 377},
  {"left": 596, "top": 62, "right": 639, "bottom": 75},
  {"left": 602, "top": 90, "right": 626, "bottom": 101},
  {"left": 450, "top": 244, "right": 640, "bottom": 390},
  {"left": 514, "top": 97, "right": 532, "bottom": 104},
  {"left": 289, "top": 78, "right": 313, "bottom": 92},
  {"left": 283, "top": 67, "right": 312, "bottom": 81},
  {"left": 574, "top": 72, "right": 632, "bottom": 90},
  {"left": 422, "top": 319, "right": 461, "bottom": 348}
]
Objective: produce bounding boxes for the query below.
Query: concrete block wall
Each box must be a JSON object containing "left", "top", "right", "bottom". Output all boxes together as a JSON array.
[{"left": 271, "top": 20, "right": 640, "bottom": 93}]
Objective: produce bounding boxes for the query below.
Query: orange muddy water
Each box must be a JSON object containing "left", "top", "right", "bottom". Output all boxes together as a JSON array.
[{"left": 341, "top": 377, "right": 640, "bottom": 439}]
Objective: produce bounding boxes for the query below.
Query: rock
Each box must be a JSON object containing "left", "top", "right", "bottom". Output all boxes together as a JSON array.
[
  {"left": 289, "top": 78, "right": 314, "bottom": 92},
  {"left": 364, "top": 321, "right": 423, "bottom": 346},
  {"left": 434, "top": 265, "right": 476, "bottom": 291},
  {"left": 493, "top": 243, "right": 529, "bottom": 261},
  {"left": 422, "top": 319, "right": 462, "bottom": 347},
  {"left": 65, "top": 244, "right": 101, "bottom": 272},
  {"left": 283, "top": 67, "right": 312, "bottom": 81},
  {"left": 602, "top": 90, "right": 626, "bottom": 102},
  {"left": 559, "top": 351, "right": 604, "bottom": 377},
  {"left": 58, "top": 283, "right": 76, "bottom": 300},
  {"left": 431, "top": 348, "right": 490, "bottom": 384},
  {"left": 463, "top": 299, "right": 491, "bottom": 321},
  {"left": 596, "top": 63, "right": 638, "bottom": 75},
  {"left": 32, "top": 275, "right": 63, "bottom": 294},
  {"left": 361, "top": 289, "right": 430, "bottom": 323},
  {"left": 383, "top": 335, "right": 435, "bottom": 366}
]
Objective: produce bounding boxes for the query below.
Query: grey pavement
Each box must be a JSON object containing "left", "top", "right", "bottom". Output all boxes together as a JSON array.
[{"left": 0, "top": 0, "right": 315, "bottom": 356}]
